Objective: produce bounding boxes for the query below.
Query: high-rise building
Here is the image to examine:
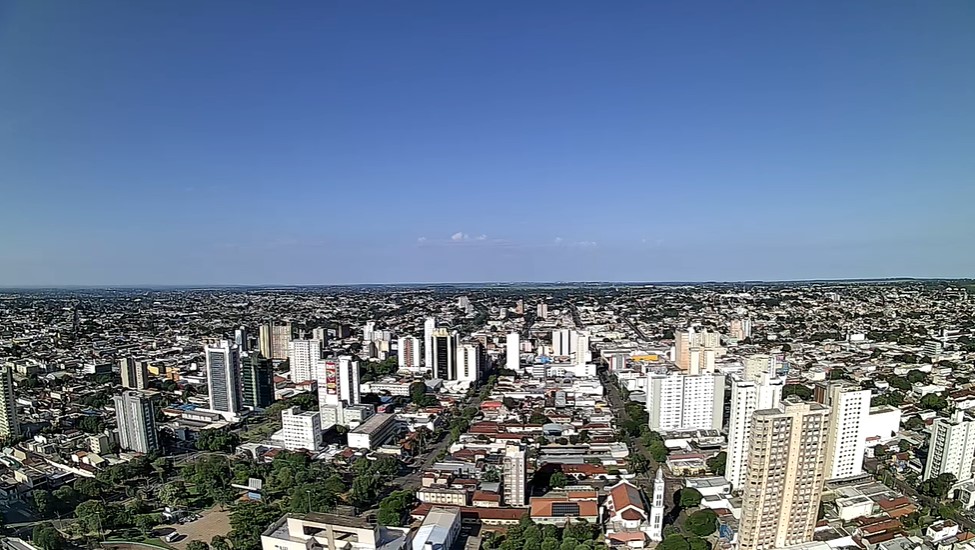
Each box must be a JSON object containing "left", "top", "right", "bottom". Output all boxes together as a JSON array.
[
  {"left": 645, "top": 372, "right": 725, "bottom": 431},
  {"left": 423, "top": 317, "right": 437, "bottom": 368},
  {"left": 318, "top": 359, "right": 342, "bottom": 409},
  {"left": 271, "top": 323, "right": 293, "bottom": 361},
  {"left": 506, "top": 332, "right": 520, "bottom": 371},
  {"left": 234, "top": 327, "right": 248, "bottom": 351},
  {"left": 241, "top": 353, "right": 274, "bottom": 409},
  {"left": 258, "top": 323, "right": 272, "bottom": 359},
  {"left": 552, "top": 329, "right": 573, "bottom": 357},
  {"left": 119, "top": 357, "right": 149, "bottom": 390},
  {"left": 924, "top": 411, "right": 975, "bottom": 482},
  {"left": 362, "top": 321, "right": 376, "bottom": 342},
  {"left": 311, "top": 327, "right": 329, "bottom": 349},
  {"left": 431, "top": 328, "right": 457, "bottom": 380},
  {"left": 288, "top": 339, "right": 322, "bottom": 383},
  {"left": 0, "top": 366, "right": 19, "bottom": 439},
  {"left": 823, "top": 382, "right": 871, "bottom": 480},
  {"left": 398, "top": 336, "right": 422, "bottom": 371},
  {"left": 649, "top": 468, "right": 665, "bottom": 541},
  {"left": 456, "top": 342, "right": 481, "bottom": 383},
  {"left": 743, "top": 354, "right": 777, "bottom": 382},
  {"left": 281, "top": 406, "right": 322, "bottom": 451},
  {"left": 674, "top": 327, "right": 720, "bottom": 371},
  {"left": 726, "top": 374, "right": 784, "bottom": 491},
  {"left": 730, "top": 318, "right": 753, "bottom": 341},
  {"left": 205, "top": 341, "right": 243, "bottom": 415},
  {"left": 738, "top": 402, "right": 830, "bottom": 550},
  {"left": 338, "top": 356, "right": 361, "bottom": 406},
  {"left": 537, "top": 303, "right": 548, "bottom": 319},
  {"left": 503, "top": 444, "right": 527, "bottom": 507},
  {"left": 574, "top": 331, "right": 591, "bottom": 366},
  {"left": 112, "top": 391, "right": 158, "bottom": 454}
]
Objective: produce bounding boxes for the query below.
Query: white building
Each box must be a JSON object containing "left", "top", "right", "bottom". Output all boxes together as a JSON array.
[
  {"left": 339, "top": 356, "right": 361, "bottom": 406},
  {"left": 864, "top": 406, "right": 902, "bottom": 444},
  {"left": 503, "top": 444, "right": 527, "bottom": 507},
  {"left": 552, "top": 329, "right": 573, "bottom": 357},
  {"left": 398, "top": 336, "right": 422, "bottom": 372},
  {"left": 645, "top": 372, "right": 725, "bottom": 432},
  {"left": 289, "top": 339, "right": 322, "bottom": 383},
  {"left": 423, "top": 317, "right": 437, "bottom": 368},
  {"left": 281, "top": 406, "right": 322, "bottom": 452},
  {"left": 924, "top": 411, "right": 975, "bottom": 481},
  {"left": 743, "top": 354, "right": 777, "bottom": 382},
  {"left": 119, "top": 357, "right": 149, "bottom": 390},
  {"left": 726, "top": 374, "right": 784, "bottom": 491},
  {"left": 205, "top": 340, "right": 244, "bottom": 417},
  {"left": 824, "top": 383, "right": 871, "bottom": 480},
  {"left": 412, "top": 507, "right": 461, "bottom": 550},
  {"left": 456, "top": 342, "right": 481, "bottom": 383},
  {"left": 506, "top": 332, "right": 520, "bottom": 371},
  {"left": 113, "top": 391, "right": 158, "bottom": 454}
]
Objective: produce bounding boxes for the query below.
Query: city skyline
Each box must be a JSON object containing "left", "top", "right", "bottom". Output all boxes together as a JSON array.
[{"left": 2, "top": 1, "right": 973, "bottom": 286}]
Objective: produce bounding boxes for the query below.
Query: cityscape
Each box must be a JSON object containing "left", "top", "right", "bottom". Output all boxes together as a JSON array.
[{"left": 0, "top": 282, "right": 974, "bottom": 550}]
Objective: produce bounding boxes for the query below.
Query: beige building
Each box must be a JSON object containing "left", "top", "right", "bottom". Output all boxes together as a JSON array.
[
  {"left": 119, "top": 357, "right": 149, "bottom": 389},
  {"left": 738, "top": 401, "right": 830, "bottom": 550},
  {"left": 0, "top": 365, "right": 19, "bottom": 439}
]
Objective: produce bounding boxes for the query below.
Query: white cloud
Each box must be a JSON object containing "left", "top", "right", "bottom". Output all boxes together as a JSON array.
[
  {"left": 451, "top": 232, "right": 469, "bottom": 241},
  {"left": 576, "top": 241, "right": 598, "bottom": 248},
  {"left": 476, "top": 234, "right": 487, "bottom": 241},
  {"left": 417, "top": 237, "right": 427, "bottom": 242},
  {"left": 554, "top": 237, "right": 564, "bottom": 245}
]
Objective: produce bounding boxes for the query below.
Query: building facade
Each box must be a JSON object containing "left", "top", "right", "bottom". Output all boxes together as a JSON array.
[
  {"left": 506, "top": 332, "right": 520, "bottom": 371},
  {"left": 119, "top": 357, "right": 149, "bottom": 390},
  {"left": 0, "top": 366, "right": 20, "bottom": 439},
  {"left": 288, "top": 339, "right": 321, "bottom": 383},
  {"left": 924, "top": 411, "right": 975, "bottom": 482},
  {"left": 242, "top": 353, "right": 275, "bottom": 409},
  {"left": 431, "top": 328, "right": 457, "bottom": 380},
  {"left": 503, "top": 444, "right": 527, "bottom": 507},
  {"left": 112, "top": 391, "right": 158, "bottom": 454},
  {"left": 645, "top": 372, "right": 725, "bottom": 432},
  {"left": 738, "top": 402, "right": 830, "bottom": 550},
  {"left": 205, "top": 340, "right": 244, "bottom": 415},
  {"left": 823, "top": 382, "right": 871, "bottom": 480},
  {"left": 398, "top": 336, "right": 422, "bottom": 371},
  {"left": 281, "top": 406, "right": 322, "bottom": 451},
  {"left": 726, "top": 374, "right": 784, "bottom": 491}
]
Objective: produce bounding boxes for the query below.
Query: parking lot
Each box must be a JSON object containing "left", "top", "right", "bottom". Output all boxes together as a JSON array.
[{"left": 164, "top": 507, "right": 232, "bottom": 549}]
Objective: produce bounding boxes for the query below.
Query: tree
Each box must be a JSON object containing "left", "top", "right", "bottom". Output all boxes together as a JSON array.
[
  {"left": 377, "top": 490, "right": 415, "bottom": 526},
  {"left": 649, "top": 440, "right": 668, "bottom": 462},
  {"left": 919, "top": 473, "right": 957, "bottom": 500},
  {"left": 187, "top": 541, "right": 210, "bottom": 550},
  {"left": 211, "top": 536, "right": 230, "bottom": 550},
  {"left": 920, "top": 393, "right": 948, "bottom": 411},
  {"left": 706, "top": 452, "right": 726, "bottom": 476},
  {"left": 159, "top": 481, "right": 188, "bottom": 507},
  {"left": 905, "top": 416, "right": 926, "bottom": 431},
  {"left": 629, "top": 454, "right": 649, "bottom": 474},
  {"left": 907, "top": 369, "right": 928, "bottom": 384},
  {"left": 563, "top": 519, "right": 596, "bottom": 541},
  {"left": 135, "top": 514, "right": 158, "bottom": 537},
  {"left": 229, "top": 501, "right": 280, "bottom": 550},
  {"left": 32, "top": 524, "right": 66, "bottom": 550},
  {"left": 152, "top": 457, "right": 170, "bottom": 480},
  {"left": 33, "top": 489, "right": 55, "bottom": 516},
  {"left": 898, "top": 440, "right": 913, "bottom": 453},
  {"left": 74, "top": 500, "right": 108, "bottom": 534},
  {"left": 656, "top": 535, "right": 690, "bottom": 550},
  {"left": 482, "top": 468, "right": 501, "bottom": 483},
  {"left": 685, "top": 509, "right": 718, "bottom": 536},
  {"left": 529, "top": 411, "right": 551, "bottom": 425},
  {"left": 409, "top": 382, "right": 428, "bottom": 405},
  {"left": 196, "top": 429, "right": 240, "bottom": 453},
  {"left": 782, "top": 384, "right": 812, "bottom": 401},
  {"left": 549, "top": 472, "right": 569, "bottom": 488},
  {"left": 888, "top": 376, "right": 913, "bottom": 392},
  {"left": 679, "top": 488, "right": 703, "bottom": 508},
  {"left": 541, "top": 538, "right": 559, "bottom": 550},
  {"left": 686, "top": 535, "right": 710, "bottom": 550},
  {"left": 78, "top": 416, "right": 105, "bottom": 434},
  {"left": 74, "top": 478, "right": 104, "bottom": 499},
  {"left": 873, "top": 444, "right": 889, "bottom": 459}
]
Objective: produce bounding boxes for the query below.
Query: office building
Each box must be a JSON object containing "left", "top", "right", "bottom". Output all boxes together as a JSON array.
[
  {"left": 645, "top": 372, "right": 725, "bottom": 431},
  {"left": 823, "top": 382, "right": 871, "bottom": 480},
  {"left": 318, "top": 359, "right": 342, "bottom": 408},
  {"left": 289, "top": 339, "right": 322, "bottom": 383},
  {"left": 431, "top": 328, "right": 457, "bottom": 380},
  {"left": 649, "top": 468, "right": 665, "bottom": 541},
  {"left": 363, "top": 321, "right": 376, "bottom": 343},
  {"left": 552, "top": 329, "right": 573, "bottom": 357},
  {"left": 423, "top": 317, "right": 437, "bottom": 368},
  {"left": 347, "top": 413, "right": 398, "bottom": 449},
  {"left": 339, "top": 356, "right": 361, "bottom": 405},
  {"left": 0, "top": 366, "right": 19, "bottom": 439},
  {"left": 924, "top": 411, "right": 975, "bottom": 482},
  {"left": 575, "top": 331, "right": 591, "bottom": 365},
  {"left": 503, "top": 444, "right": 528, "bottom": 507},
  {"left": 234, "top": 327, "right": 248, "bottom": 351},
  {"left": 259, "top": 323, "right": 272, "bottom": 360},
  {"left": 281, "top": 406, "right": 322, "bottom": 452},
  {"left": 537, "top": 303, "right": 548, "bottom": 319},
  {"left": 726, "top": 374, "right": 784, "bottom": 491},
  {"left": 456, "top": 342, "right": 481, "bottom": 383},
  {"left": 112, "top": 391, "right": 158, "bottom": 454},
  {"left": 205, "top": 340, "right": 244, "bottom": 415},
  {"left": 398, "top": 336, "right": 422, "bottom": 371},
  {"left": 311, "top": 327, "right": 329, "bottom": 348},
  {"left": 119, "top": 357, "right": 149, "bottom": 390},
  {"left": 506, "top": 332, "right": 520, "bottom": 371},
  {"left": 738, "top": 402, "right": 830, "bottom": 550},
  {"left": 271, "top": 323, "right": 293, "bottom": 361},
  {"left": 242, "top": 353, "right": 275, "bottom": 409}
]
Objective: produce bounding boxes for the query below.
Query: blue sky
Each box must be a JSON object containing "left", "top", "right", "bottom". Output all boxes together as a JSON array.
[{"left": 1, "top": 1, "right": 973, "bottom": 285}]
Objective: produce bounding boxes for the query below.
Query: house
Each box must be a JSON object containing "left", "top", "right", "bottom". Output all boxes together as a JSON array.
[
  {"left": 603, "top": 480, "right": 651, "bottom": 548},
  {"left": 529, "top": 497, "right": 599, "bottom": 527}
]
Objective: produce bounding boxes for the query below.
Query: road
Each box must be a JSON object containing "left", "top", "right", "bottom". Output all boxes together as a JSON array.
[
  {"left": 620, "top": 315, "right": 648, "bottom": 342},
  {"left": 394, "top": 394, "right": 484, "bottom": 490}
]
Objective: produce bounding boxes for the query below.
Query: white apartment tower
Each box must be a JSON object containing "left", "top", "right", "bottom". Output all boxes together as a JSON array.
[
  {"left": 646, "top": 372, "right": 725, "bottom": 431},
  {"left": 431, "top": 328, "right": 458, "bottom": 380},
  {"left": 674, "top": 327, "right": 720, "bottom": 372},
  {"left": 506, "top": 332, "right": 520, "bottom": 371},
  {"left": 423, "top": 317, "right": 437, "bottom": 368},
  {"left": 119, "top": 357, "right": 149, "bottom": 390},
  {"left": 113, "top": 391, "right": 158, "bottom": 454},
  {"left": 925, "top": 411, "right": 975, "bottom": 482},
  {"left": 0, "top": 366, "right": 20, "bottom": 439},
  {"left": 823, "top": 382, "right": 871, "bottom": 480},
  {"left": 338, "top": 356, "right": 361, "bottom": 406},
  {"left": 743, "top": 354, "right": 777, "bottom": 382},
  {"left": 738, "top": 402, "right": 830, "bottom": 550},
  {"left": 552, "top": 329, "right": 573, "bottom": 357},
  {"left": 205, "top": 341, "right": 244, "bottom": 415},
  {"left": 398, "top": 336, "right": 422, "bottom": 372},
  {"left": 289, "top": 339, "right": 322, "bottom": 383},
  {"left": 726, "top": 374, "right": 784, "bottom": 491},
  {"left": 649, "top": 468, "right": 665, "bottom": 541},
  {"left": 503, "top": 444, "right": 527, "bottom": 507},
  {"left": 281, "top": 406, "right": 322, "bottom": 451},
  {"left": 457, "top": 342, "right": 481, "bottom": 383}
]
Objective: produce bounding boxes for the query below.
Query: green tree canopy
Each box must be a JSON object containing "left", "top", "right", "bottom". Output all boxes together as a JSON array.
[
  {"left": 679, "top": 488, "right": 703, "bottom": 508},
  {"left": 685, "top": 509, "right": 718, "bottom": 536},
  {"left": 549, "top": 472, "right": 569, "bottom": 488},
  {"left": 706, "top": 452, "right": 726, "bottom": 476}
]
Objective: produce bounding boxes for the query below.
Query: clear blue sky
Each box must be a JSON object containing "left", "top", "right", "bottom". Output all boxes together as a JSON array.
[{"left": 1, "top": 1, "right": 973, "bottom": 285}]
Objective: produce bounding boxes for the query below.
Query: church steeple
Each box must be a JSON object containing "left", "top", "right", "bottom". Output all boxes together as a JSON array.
[{"left": 649, "top": 468, "right": 665, "bottom": 541}]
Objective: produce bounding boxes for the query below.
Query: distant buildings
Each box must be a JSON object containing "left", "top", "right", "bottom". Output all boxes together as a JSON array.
[
  {"left": 423, "top": 317, "right": 437, "bottom": 369},
  {"left": 503, "top": 444, "right": 527, "bottom": 507},
  {"left": 119, "top": 357, "right": 149, "bottom": 390},
  {"left": 112, "top": 391, "right": 158, "bottom": 454},
  {"left": 242, "top": 353, "right": 275, "bottom": 409},
  {"left": 645, "top": 372, "right": 725, "bottom": 432},
  {"left": 924, "top": 411, "right": 975, "bottom": 482},
  {"left": 738, "top": 401, "right": 830, "bottom": 550},
  {"left": 0, "top": 365, "right": 20, "bottom": 439},
  {"left": 205, "top": 340, "right": 244, "bottom": 417},
  {"left": 673, "top": 327, "right": 720, "bottom": 372},
  {"left": 259, "top": 322, "right": 293, "bottom": 361}
]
